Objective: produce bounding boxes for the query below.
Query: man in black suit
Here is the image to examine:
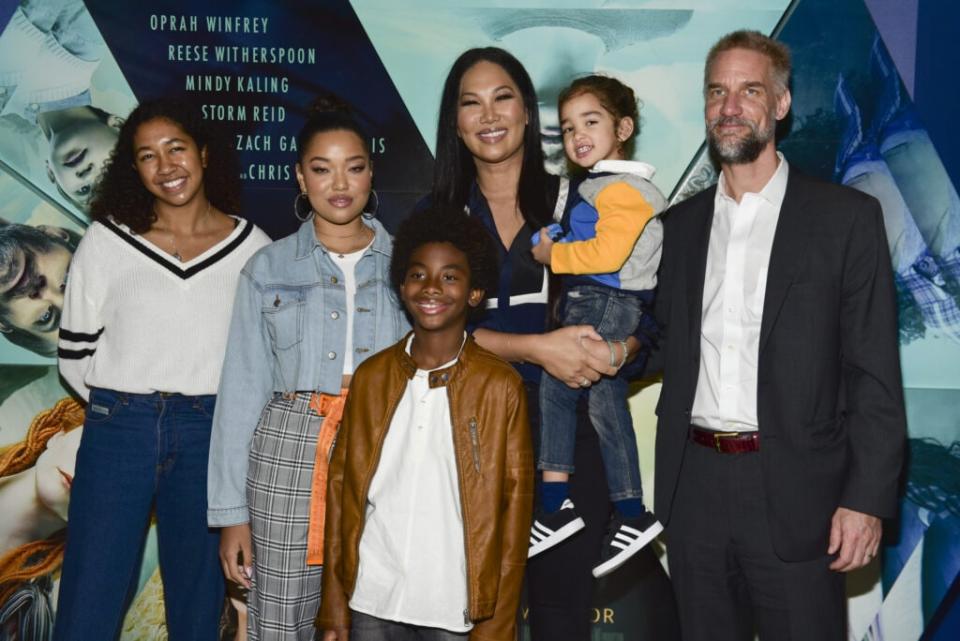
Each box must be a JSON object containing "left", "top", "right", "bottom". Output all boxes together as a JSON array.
[{"left": 654, "top": 30, "right": 906, "bottom": 641}]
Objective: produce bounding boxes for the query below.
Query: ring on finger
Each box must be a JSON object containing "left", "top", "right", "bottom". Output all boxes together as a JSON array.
[{"left": 580, "top": 377, "right": 591, "bottom": 387}]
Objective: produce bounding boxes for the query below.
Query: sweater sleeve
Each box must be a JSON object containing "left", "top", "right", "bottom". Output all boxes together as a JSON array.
[
  {"left": 550, "top": 181, "right": 656, "bottom": 275},
  {"left": 57, "top": 235, "right": 102, "bottom": 402},
  {"left": 207, "top": 268, "right": 275, "bottom": 527}
]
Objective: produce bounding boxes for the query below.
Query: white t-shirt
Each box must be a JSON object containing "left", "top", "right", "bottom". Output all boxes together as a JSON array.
[{"left": 329, "top": 242, "right": 368, "bottom": 376}]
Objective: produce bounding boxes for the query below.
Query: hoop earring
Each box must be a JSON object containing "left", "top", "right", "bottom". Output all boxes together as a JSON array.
[
  {"left": 294, "top": 192, "right": 313, "bottom": 222},
  {"left": 362, "top": 188, "right": 379, "bottom": 219}
]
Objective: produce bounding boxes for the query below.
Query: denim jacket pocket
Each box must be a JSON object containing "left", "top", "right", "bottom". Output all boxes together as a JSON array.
[
  {"left": 262, "top": 287, "right": 305, "bottom": 389},
  {"left": 262, "top": 288, "right": 304, "bottom": 351}
]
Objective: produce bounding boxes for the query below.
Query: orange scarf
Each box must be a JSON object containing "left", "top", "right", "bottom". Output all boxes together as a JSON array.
[{"left": 305, "top": 388, "right": 348, "bottom": 566}]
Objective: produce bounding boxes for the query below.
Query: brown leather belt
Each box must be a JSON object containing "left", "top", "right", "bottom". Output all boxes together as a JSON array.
[{"left": 689, "top": 426, "right": 759, "bottom": 453}]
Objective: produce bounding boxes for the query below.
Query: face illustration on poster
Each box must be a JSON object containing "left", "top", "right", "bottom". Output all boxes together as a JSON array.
[
  {"left": 33, "top": 425, "right": 83, "bottom": 521},
  {"left": 0, "top": 412, "right": 82, "bottom": 551},
  {"left": 0, "top": 1, "right": 135, "bottom": 218},
  {"left": 0, "top": 222, "right": 80, "bottom": 359},
  {"left": 40, "top": 107, "right": 125, "bottom": 210}
]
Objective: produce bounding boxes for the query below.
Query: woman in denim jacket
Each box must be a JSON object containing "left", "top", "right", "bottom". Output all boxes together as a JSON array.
[{"left": 207, "top": 95, "right": 409, "bottom": 641}]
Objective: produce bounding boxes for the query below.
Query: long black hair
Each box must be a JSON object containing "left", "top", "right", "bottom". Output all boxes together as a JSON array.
[
  {"left": 431, "top": 47, "right": 552, "bottom": 228},
  {"left": 89, "top": 98, "right": 240, "bottom": 234}
]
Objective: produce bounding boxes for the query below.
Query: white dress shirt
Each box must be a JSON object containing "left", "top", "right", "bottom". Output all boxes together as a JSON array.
[
  {"left": 691, "top": 154, "right": 789, "bottom": 432},
  {"left": 349, "top": 334, "right": 472, "bottom": 632}
]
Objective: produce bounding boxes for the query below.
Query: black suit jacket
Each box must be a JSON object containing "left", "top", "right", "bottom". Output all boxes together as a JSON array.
[{"left": 653, "top": 169, "right": 906, "bottom": 561}]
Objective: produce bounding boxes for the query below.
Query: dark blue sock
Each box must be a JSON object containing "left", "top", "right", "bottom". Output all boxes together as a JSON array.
[
  {"left": 540, "top": 481, "right": 569, "bottom": 513},
  {"left": 614, "top": 498, "right": 644, "bottom": 518}
]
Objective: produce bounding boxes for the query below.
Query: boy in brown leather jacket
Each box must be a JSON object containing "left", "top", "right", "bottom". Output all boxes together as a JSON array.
[{"left": 318, "top": 208, "right": 534, "bottom": 641}]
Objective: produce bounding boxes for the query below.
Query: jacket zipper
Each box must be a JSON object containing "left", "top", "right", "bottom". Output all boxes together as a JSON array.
[{"left": 468, "top": 418, "right": 481, "bottom": 474}]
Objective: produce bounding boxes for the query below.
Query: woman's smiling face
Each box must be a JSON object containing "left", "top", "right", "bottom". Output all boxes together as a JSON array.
[
  {"left": 295, "top": 128, "right": 373, "bottom": 229},
  {"left": 456, "top": 61, "right": 528, "bottom": 167},
  {"left": 132, "top": 117, "right": 208, "bottom": 208}
]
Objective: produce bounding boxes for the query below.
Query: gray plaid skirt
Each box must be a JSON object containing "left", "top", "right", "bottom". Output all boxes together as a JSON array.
[{"left": 247, "top": 392, "right": 324, "bottom": 641}]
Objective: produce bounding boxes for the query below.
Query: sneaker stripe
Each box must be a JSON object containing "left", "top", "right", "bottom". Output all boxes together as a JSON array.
[
  {"left": 532, "top": 522, "right": 554, "bottom": 536},
  {"left": 528, "top": 516, "right": 586, "bottom": 558},
  {"left": 592, "top": 520, "right": 664, "bottom": 578}
]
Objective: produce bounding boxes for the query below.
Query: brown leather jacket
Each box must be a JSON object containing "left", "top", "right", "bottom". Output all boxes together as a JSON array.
[{"left": 317, "top": 334, "right": 533, "bottom": 640}]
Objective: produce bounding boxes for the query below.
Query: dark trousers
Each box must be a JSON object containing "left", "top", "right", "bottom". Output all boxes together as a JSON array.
[
  {"left": 53, "top": 389, "right": 224, "bottom": 641},
  {"left": 666, "top": 442, "right": 845, "bottom": 641}
]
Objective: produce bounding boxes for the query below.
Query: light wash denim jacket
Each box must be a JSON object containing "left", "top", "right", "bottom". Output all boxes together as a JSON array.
[{"left": 207, "top": 217, "right": 410, "bottom": 527}]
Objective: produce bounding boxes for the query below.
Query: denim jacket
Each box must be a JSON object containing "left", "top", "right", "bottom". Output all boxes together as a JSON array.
[{"left": 207, "top": 217, "right": 410, "bottom": 527}]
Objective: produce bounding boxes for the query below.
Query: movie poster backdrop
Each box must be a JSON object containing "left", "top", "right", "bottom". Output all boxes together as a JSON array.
[{"left": 0, "top": 1, "right": 957, "bottom": 639}]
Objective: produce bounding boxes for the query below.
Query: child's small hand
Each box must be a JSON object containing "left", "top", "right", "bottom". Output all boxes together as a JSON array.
[{"left": 531, "top": 228, "right": 554, "bottom": 265}]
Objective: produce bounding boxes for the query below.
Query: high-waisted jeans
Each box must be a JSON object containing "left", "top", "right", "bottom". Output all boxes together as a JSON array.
[{"left": 53, "top": 389, "right": 223, "bottom": 641}]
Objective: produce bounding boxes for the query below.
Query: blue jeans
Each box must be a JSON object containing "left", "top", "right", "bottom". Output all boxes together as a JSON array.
[
  {"left": 539, "top": 284, "right": 644, "bottom": 501},
  {"left": 350, "top": 610, "right": 469, "bottom": 640},
  {"left": 53, "top": 389, "right": 224, "bottom": 641}
]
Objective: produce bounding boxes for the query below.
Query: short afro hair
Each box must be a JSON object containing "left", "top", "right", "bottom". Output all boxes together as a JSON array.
[{"left": 390, "top": 207, "right": 499, "bottom": 304}]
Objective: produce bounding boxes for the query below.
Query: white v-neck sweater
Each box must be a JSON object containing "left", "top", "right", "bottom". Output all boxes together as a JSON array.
[{"left": 58, "top": 217, "right": 271, "bottom": 401}]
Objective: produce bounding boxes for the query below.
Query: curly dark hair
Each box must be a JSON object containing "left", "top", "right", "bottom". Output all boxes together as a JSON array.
[
  {"left": 390, "top": 207, "right": 499, "bottom": 311},
  {"left": 89, "top": 98, "right": 241, "bottom": 233}
]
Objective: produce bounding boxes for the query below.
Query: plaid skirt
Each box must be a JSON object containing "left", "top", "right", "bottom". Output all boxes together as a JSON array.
[{"left": 247, "top": 392, "right": 324, "bottom": 641}]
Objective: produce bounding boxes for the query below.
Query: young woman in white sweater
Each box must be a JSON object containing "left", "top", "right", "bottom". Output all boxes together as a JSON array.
[{"left": 53, "top": 98, "right": 270, "bottom": 641}]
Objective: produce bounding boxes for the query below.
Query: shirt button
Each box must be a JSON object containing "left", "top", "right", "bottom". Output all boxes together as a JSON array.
[
  {"left": 726, "top": 344, "right": 734, "bottom": 350},
  {"left": 327, "top": 351, "right": 336, "bottom": 360},
  {"left": 330, "top": 276, "right": 338, "bottom": 284},
  {"left": 330, "top": 311, "right": 339, "bottom": 320},
  {"left": 29, "top": 102, "right": 39, "bottom": 110}
]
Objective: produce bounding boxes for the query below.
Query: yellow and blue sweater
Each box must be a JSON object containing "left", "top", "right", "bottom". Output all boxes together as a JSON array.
[{"left": 551, "top": 160, "right": 667, "bottom": 292}]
